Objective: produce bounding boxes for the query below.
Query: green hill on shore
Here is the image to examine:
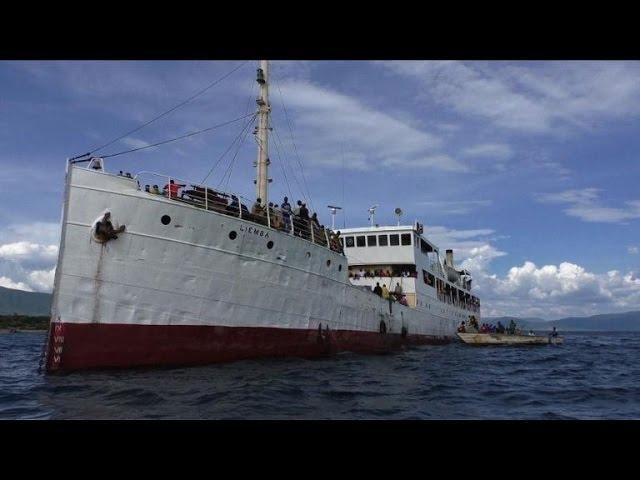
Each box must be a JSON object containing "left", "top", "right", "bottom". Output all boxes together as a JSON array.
[
  {"left": 0, "top": 315, "right": 50, "bottom": 331},
  {"left": 0, "top": 286, "right": 51, "bottom": 316}
]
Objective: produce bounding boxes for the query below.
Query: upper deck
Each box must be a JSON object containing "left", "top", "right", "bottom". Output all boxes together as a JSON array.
[
  {"left": 340, "top": 222, "right": 479, "bottom": 313},
  {"left": 340, "top": 224, "right": 438, "bottom": 267}
]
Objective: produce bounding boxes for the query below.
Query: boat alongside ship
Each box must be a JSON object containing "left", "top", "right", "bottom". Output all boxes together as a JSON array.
[
  {"left": 43, "top": 61, "right": 482, "bottom": 372},
  {"left": 457, "top": 332, "right": 564, "bottom": 345}
]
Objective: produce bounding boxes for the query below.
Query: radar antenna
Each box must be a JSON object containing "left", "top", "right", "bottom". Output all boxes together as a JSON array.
[
  {"left": 394, "top": 207, "right": 403, "bottom": 226},
  {"left": 368, "top": 205, "right": 379, "bottom": 227},
  {"left": 327, "top": 205, "right": 342, "bottom": 230}
]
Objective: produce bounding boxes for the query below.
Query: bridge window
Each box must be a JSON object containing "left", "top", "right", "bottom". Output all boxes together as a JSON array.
[
  {"left": 378, "top": 234, "right": 388, "bottom": 246},
  {"left": 420, "top": 238, "right": 433, "bottom": 253},
  {"left": 345, "top": 236, "right": 354, "bottom": 248},
  {"left": 356, "top": 236, "right": 366, "bottom": 247},
  {"left": 367, "top": 235, "right": 377, "bottom": 247},
  {"left": 401, "top": 233, "right": 411, "bottom": 246},
  {"left": 389, "top": 234, "right": 399, "bottom": 246}
]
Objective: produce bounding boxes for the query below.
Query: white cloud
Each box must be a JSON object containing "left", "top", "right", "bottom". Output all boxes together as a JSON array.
[
  {"left": 537, "top": 188, "right": 640, "bottom": 223},
  {"left": 422, "top": 224, "right": 640, "bottom": 318},
  {"left": 423, "top": 225, "right": 507, "bottom": 273},
  {"left": 482, "top": 261, "right": 640, "bottom": 318},
  {"left": 0, "top": 242, "right": 58, "bottom": 262},
  {"left": 28, "top": 268, "right": 56, "bottom": 291},
  {"left": 377, "top": 61, "right": 640, "bottom": 134},
  {"left": 462, "top": 143, "right": 513, "bottom": 160},
  {"left": 629, "top": 246, "right": 639, "bottom": 255},
  {"left": 418, "top": 200, "right": 492, "bottom": 215},
  {"left": 0, "top": 276, "right": 32, "bottom": 292},
  {"left": 273, "top": 80, "right": 468, "bottom": 172},
  {"left": 0, "top": 223, "right": 60, "bottom": 293},
  {"left": 121, "top": 137, "right": 153, "bottom": 150}
]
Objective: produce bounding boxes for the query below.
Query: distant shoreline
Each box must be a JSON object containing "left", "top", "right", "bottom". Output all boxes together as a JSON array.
[
  {"left": 0, "top": 315, "right": 50, "bottom": 332},
  {"left": 0, "top": 328, "right": 47, "bottom": 333}
]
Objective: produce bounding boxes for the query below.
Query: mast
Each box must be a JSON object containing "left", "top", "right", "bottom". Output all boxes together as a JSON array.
[{"left": 255, "top": 60, "right": 271, "bottom": 205}]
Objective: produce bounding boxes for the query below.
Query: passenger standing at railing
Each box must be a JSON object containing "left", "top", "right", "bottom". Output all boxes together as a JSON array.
[
  {"left": 310, "top": 212, "right": 320, "bottom": 230},
  {"left": 299, "top": 203, "right": 310, "bottom": 240},
  {"left": 252, "top": 198, "right": 265, "bottom": 216},
  {"left": 226, "top": 195, "right": 245, "bottom": 217},
  {"left": 291, "top": 201, "right": 302, "bottom": 236},
  {"left": 381, "top": 284, "right": 390, "bottom": 300},
  {"left": 151, "top": 185, "right": 161, "bottom": 194},
  {"left": 163, "top": 179, "right": 185, "bottom": 199},
  {"left": 281, "top": 197, "right": 292, "bottom": 232},
  {"left": 310, "top": 212, "right": 321, "bottom": 242},
  {"left": 270, "top": 203, "right": 283, "bottom": 229},
  {"left": 329, "top": 230, "right": 342, "bottom": 252},
  {"left": 394, "top": 282, "right": 403, "bottom": 301}
]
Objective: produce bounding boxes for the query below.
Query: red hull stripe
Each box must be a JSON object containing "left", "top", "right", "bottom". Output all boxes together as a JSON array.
[{"left": 46, "top": 323, "right": 450, "bottom": 372}]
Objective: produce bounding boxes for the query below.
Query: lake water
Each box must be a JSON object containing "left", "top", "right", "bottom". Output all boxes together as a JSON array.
[{"left": 1, "top": 331, "right": 638, "bottom": 419}]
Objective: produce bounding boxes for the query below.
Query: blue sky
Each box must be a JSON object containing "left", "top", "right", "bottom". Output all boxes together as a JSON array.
[{"left": 1, "top": 60, "right": 639, "bottom": 318}]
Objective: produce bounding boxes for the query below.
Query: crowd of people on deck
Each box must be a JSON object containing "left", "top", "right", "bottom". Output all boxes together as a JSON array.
[
  {"left": 350, "top": 268, "right": 417, "bottom": 279},
  {"left": 371, "top": 281, "right": 409, "bottom": 306},
  {"left": 247, "top": 197, "right": 343, "bottom": 252},
  {"left": 141, "top": 178, "right": 343, "bottom": 253}
]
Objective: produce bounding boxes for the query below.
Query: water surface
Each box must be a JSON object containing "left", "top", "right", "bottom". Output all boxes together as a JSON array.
[{"left": 1, "top": 331, "right": 638, "bottom": 419}]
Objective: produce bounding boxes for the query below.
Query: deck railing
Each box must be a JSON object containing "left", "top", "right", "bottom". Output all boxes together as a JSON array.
[{"left": 133, "top": 171, "right": 343, "bottom": 254}]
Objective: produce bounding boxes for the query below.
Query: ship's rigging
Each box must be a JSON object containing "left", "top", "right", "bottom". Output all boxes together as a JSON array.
[{"left": 69, "top": 59, "right": 316, "bottom": 214}]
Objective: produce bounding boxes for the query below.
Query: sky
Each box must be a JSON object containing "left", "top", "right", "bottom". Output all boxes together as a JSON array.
[{"left": 1, "top": 60, "right": 639, "bottom": 319}]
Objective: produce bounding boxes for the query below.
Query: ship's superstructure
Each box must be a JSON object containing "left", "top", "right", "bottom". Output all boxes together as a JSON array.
[
  {"left": 341, "top": 223, "right": 479, "bottom": 321},
  {"left": 44, "top": 61, "right": 480, "bottom": 372}
]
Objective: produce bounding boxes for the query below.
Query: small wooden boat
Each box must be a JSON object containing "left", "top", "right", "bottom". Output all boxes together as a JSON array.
[{"left": 457, "top": 332, "right": 564, "bottom": 345}]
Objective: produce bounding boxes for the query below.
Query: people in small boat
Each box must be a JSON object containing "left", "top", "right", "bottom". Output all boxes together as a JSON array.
[
  {"left": 144, "top": 185, "right": 150, "bottom": 193},
  {"left": 549, "top": 326, "right": 558, "bottom": 338},
  {"left": 94, "top": 211, "right": 125, "bottom": 242},
  {"left": 457, "top": 321, "right": 466, "bottom": 333},
  {"left": 373, "top": 282, "right": 382, "bottom": 297},
  {"left": 496, "top": 321, "right": 505, "bottom": 334},
  {"left": 150, "top": 185, "right": 161, "bottom": 194},
  {"left": 528, "top": 330, "right": 535, "bottom": 336},
  {"left": 507, "top": 319, "right": 517, "bottom": 334}
]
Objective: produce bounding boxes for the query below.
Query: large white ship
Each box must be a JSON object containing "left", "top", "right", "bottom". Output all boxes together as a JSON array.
[{"left": 44, "top": 61, "right": 481, "bottom": 372}]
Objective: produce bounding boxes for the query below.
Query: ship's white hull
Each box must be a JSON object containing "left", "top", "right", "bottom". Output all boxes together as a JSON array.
[{"left": 46, "top": 167, "right": 477, "bottom": 371}]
